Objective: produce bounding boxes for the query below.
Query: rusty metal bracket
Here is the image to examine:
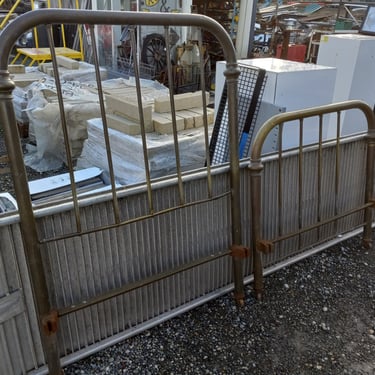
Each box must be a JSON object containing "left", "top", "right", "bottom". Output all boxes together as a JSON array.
[
  {"left": 41, "top": 310, "right": 59, "bottom": 336},
  {"left": 256, "top": 239, "right": 274, "bottom": 253},
  {"left": 233, "top": 290, "right": 245, "bottom": 307},
  {"left": 230, "top": 244, "right": 251, "bottom": 259}
]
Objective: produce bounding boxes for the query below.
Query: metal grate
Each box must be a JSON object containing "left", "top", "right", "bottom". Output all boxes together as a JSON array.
[{"left": 210, "top": 64, "right": 267, "bottom": 164}]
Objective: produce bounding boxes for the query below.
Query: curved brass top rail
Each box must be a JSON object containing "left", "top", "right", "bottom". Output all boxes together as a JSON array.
[{"left": 250, "top": 99, "right": 375, "bottom": 161}]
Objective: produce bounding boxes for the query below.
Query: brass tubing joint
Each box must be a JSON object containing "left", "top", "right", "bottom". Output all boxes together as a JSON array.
[
  {"left": 0, "top": 70, "right": 15, "bottom": 93},
  {"left": 234, "top": 290, "right": 245, "bottom": 307},
  {"left": 230, "top": 244, "right": 251, "bottom": 259},
  {"left": 362, "top": 238, "right": 373, "bottom": 249},
  {"left": 42, "top": 310, "right": 59, "bottom": 336},
  {"left": 256, "top": 240, "right": 274, "bottom": 253}
]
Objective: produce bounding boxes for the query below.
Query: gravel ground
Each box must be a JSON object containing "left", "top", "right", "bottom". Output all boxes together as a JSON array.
[
  {"left": 1, "top": 130, "right": 374, "bottom": 375},
  {"left": 63, "top": 235, "right": 375, "bottom": 375}
]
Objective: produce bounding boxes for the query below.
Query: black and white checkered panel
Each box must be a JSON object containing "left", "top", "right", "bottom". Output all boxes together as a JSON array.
[{"left": 210, "top": 65, "right": 267, "bottom": 165}]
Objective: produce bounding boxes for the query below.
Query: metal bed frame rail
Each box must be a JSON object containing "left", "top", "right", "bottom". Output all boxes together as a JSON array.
[
  {"left": 0, "top": 9, "right": 244, "bottom": 375},
  {"left": 0, "top": 8, "right": 374, "bottom": 375},
  {"left": 248, "top": 101, "right": 375, "bottom": 299}
]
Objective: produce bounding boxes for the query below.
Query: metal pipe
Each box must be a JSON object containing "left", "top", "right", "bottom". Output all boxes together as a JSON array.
[
  {"left": 130, "top": 26, "right": 154, "bottom": 214},
  {"left": 46, "top": 24, "right": 82, "bottom": 232},
  {"left": 197, "top": 29, "right": 213, "bottom": 199},
  {"left": 58, "top": 250, "right": 231, "bottom": 317},
  {"left": 278, "top": 123, "right": 283, "bottom": 238},
  {"left": 317, "top": 114, "right": 323, "bottom": 240},
  {"left": 164, "top": 25, "right": 185, "bottom": 205},
  {"left": 89, "top": 23, "right": 121, "bottom": 223},
  {"left": 251, "top": 100, "right": 375, "bottom": 160},
  {"left": 0, "top": 73, "right": 62, "bottom": 374},
  {"left": 269, "top": 203, "right": 373, "bottom": 244},
  {"left": 224, "top": 62, "right": 243, "bottom": 303},
  {"left": 249, "top": 159, "right": 264, "bottom": 300},
  {"left": 334, "top": 110, "right": 341, "bottom": 235},
  {"left": 364, "top": 129, "right": 375, "bottom": 246},
  {"left": 39, "top": 191, "right": 232, "bottom": 244},
  {"left": 298, "top": 118, "right": 304, "bottom": 249}
]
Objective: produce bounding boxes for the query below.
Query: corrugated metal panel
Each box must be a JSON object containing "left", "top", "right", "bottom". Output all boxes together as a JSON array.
[
  {"left": 257, "top": 137, "right": 368, "bottom": 269},
  {"left": 0, "top": 136, "right": 370, "bottom": 374},
  {"left": 0, "top": 224, "right": 45, "bottom": 374},
  {"left": 34, "top": 172, "right": 232, "bottom": 357}
]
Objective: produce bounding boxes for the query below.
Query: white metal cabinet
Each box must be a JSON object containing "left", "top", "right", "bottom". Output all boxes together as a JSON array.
[
  {"left": 317, "top": 33, "right": 375, "bottom": 135},
  {"left": 215, "top": 57, "right": 337, "bottom": 149}
]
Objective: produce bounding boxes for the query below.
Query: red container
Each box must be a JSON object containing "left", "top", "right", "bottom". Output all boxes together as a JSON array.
[{"left": 276, "top": 44, "right": 307, "bottom": 62}]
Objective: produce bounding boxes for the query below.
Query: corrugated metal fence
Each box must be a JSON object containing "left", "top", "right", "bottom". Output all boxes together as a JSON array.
[
  {"left": 248, "top": 102, "right": 375, "bottom": 298},
  {"left": 0, "top": 8, "right": 374, "bottom": 375}
]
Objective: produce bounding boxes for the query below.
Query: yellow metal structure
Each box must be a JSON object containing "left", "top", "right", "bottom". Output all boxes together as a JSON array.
[
  {"left": 0, "top": 0, "right": 22, "bottom": 30},
  {"left": 11, "top": 0, "right": 84, "bottom": 65},
  {"left": 12, "top": 46, "right": 83, "bottom": 66}
]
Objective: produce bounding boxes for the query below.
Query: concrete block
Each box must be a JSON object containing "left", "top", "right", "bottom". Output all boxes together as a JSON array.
[
  {"left": 154, "top": 90, "right": 210, "bottom": 113},
  {"left": 188, "top": 107, "right": 215, "bottom": 127},
  {"left": 56, "top": 55, "right": 80, "bottom": 69},
  {"left": 105, "top": 94, "right": 153, "bottom": 129},
  {"left": 106, "top": 113, "right": 142, "bottom": 135},
  {"left": 175, "top": 110, "right": 195, "bottom": 129},
  {"left": 12, "top": 73, "right": 45, "bottom": 87},
  {"left": 152, "top": 112, "right": 185, "bottom": 134},
  {"left": 101, "top": 88, "right": 157, "bottom": 106},
  {"left": 8, "top": 64, "right": 25, "bottom": 74},
  {"left": 46, "top": 67, "right": 55, "bottom": 77},
  {"left": 39, "top": 62, "right": 53, "bottom": 73}
]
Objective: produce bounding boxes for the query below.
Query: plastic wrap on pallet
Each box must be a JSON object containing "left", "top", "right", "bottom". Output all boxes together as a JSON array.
[
  {"left": 82, "top": 77, "right": 169, "bottom": 103},
  {"left": 12, "top": 86, "right": 29, "bottom": 123},
  {"left": 24, "top": 83, "right": 101, "bottom": 172},
  {"left": 60, "top": 61, "right": 108, "bottom": 82},
  {"left": 77, "top": 118, "right": 210, "bottom": 185}
]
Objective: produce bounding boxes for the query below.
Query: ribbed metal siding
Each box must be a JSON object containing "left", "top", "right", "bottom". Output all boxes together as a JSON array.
[
  {"left": 38, "top": 139, "right": 371, "bottom": 362},
  {"left": 0, "top": 136, "right": 369, "bottom": 373},
  {"left": 37, "top": 172, "right": 233, "bottom": 357},
  {"left": 256, "top": 138, "right": 367, "bottom": 269},
  {"left": 0, "top": 224, "right": 45, "bottom": 374}
]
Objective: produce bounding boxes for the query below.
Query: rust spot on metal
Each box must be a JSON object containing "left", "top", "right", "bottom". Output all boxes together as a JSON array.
[
  {"left": 256, "top": 240, "right": 274, "bottom": 253},
  {"left": 230, "top": 244, "right": 251, "bottom": 258},
  {"left": 363, "top": 238, "right": 373, "bottom": 249},
  {"left": 233, "top": 291, "right": 245, "bottom": 306},
  {"left": 41, "top": 310, "right": 59, "bottom": 335}
]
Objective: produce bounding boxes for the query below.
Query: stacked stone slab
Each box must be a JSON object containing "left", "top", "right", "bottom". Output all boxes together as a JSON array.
[
  {"left": 105, "top": 94, "right": 154, "bottom": 135},
  {"left": 152, "top": 91, "right": 214, "bottom": 134},
  {"left": 38, "top": 58, "right": 107, "bottom": 82},
  {"left": 104, "top": 90, "right": 214, "bottom": 135}
]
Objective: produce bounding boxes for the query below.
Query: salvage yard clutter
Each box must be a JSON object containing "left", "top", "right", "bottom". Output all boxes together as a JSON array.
[{"left": 11, "top": 59, "right": 214, "bottom": 185}]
